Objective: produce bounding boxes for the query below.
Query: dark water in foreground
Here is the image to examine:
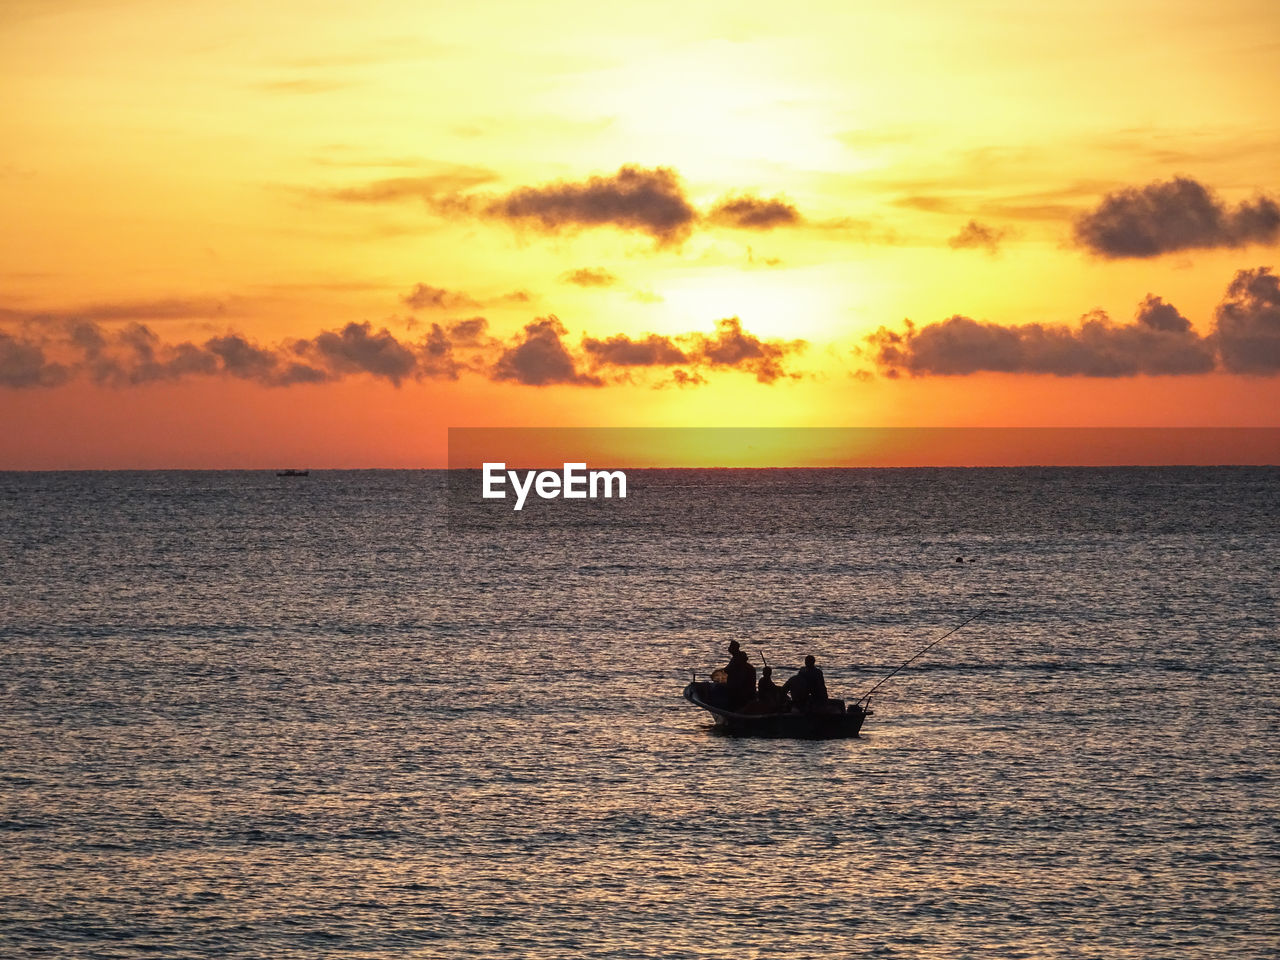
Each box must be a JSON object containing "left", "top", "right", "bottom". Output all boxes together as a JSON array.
[{"left": 2, "top": 468, "right": 1278, "bottom": 959}]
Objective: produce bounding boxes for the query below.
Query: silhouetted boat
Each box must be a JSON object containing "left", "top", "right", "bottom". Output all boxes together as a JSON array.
[
  {"left": 276, "top": 469, "right": 309, "bottom": 477},
  {"left": 682, "top": 614, "right": 985, "bottom": 739},
  {"left": 682, "top": 680, "right": 869, "bottom": 739}
]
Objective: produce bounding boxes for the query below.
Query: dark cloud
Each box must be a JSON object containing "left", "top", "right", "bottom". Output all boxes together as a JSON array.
[
  {"left": 579, "top": 320, "right": 805, "bottom": 384},
  {"left": 415, "top": 317, "right": 494, "bottom": 378},
  {"left": 560, "top": 267, "right": 619, "bottom": 288},
  {"left": 66, "top": 320, "right": 106, "bottom": 354},
  {"left": 1134, "top": 294, "right": 1192, "bottom": 333},
  {"left": 207, "top": 334, "right": 302, "bottom": 383},
  {"left": 866, "top": 297, "right": 1216, "bottom": 377},
  {"left": 485, "top": 165, "right": 697, "bottom": 246},
  {"left": 319, "top": 163, "right": 815, "bottom": 246},
  {"left": 860, "top": 269, "right": 1280, "bottom": 379},
  {"left": 298, "top": 321, "right": 419, "bottom": 386},
  {"left": 95, "top": 324, "right": 316, "bottom": 387},
  {"left": 1074, "top": 177, "right": 1280, "bottom": 258},
  {"left": 444, "top": 316, "right": 490, "bottom": 346},
  {"left": 0, "top": 331, "right": 68, "bottom": 387},
  {"left": 481, "top": 314, "right": 800, "bottom": 388},
  {"left": 685, "top": 318, "right": 806, "bottom": 384},
  {"left": 1, "top": 313, "right": 592, "bottom": 390},
  {"left": 74, "top": 322, "right": 220, "bottom": 386},
  {"left": 402, "top": 283, "right": 480, "bottom": 310},
  {"left": 491, "top": 316, "right": 602, "bottom": 387},
  {"left": 275, "top": 361, "right": 332, "bottom": 385},
  {"left": 582, "top": 333, "right": 688, "bottom": 367},
  {"left": 707, "top": 194, "right": 801, "bottom": 230},
  {"left": 1213, "top": 266, "right": 1280, "bottom": 374},
  {"left": 574, "top": 318, "right": 808, "bottom": 385},
  {"left": 0, "top": 316, "right": 482, "bottom": 389},
  {"left": 948, "top": 220, "right": 1007, "bottom": 254},
  {"left": 412, "top": 324, "right": 464, "bottom": 379}
]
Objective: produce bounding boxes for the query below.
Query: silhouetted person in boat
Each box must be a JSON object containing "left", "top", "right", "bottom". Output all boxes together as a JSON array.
[
  {"left": 756, "top": 665, "right": 786, "bottom": 711},
  {"left": 724, "top": 640, "right": 756, "bottom": 708},
  {"left": 783, "top": 655, "right": 828, "bottom": 710}
]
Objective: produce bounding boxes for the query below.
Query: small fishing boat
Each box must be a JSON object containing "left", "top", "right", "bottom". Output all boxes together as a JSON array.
[
  {"left": 682, "top": 680, "right": 869, "bottom": 739},
  {"left": 683, "top": 611, "right": 986, "bottom": 740}
]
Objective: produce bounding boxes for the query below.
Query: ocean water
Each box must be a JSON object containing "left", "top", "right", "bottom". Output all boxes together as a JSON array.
[{"left": 1, "top": 468, "right": 1277, "bottom": 959}]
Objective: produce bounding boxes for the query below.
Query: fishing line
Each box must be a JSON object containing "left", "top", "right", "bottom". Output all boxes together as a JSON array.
[{"left": 857, "top": 609, "right": 988, "bottom": 707}]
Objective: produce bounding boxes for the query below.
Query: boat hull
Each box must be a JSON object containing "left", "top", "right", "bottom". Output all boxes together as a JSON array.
[{"left": 682, "top": 682, "right": 867, "bottom": 739}]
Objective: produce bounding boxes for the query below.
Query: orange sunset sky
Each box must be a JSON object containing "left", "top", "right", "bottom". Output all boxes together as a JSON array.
[{"left": 3, "top": 0, "right": 1279, "bottom": 467}]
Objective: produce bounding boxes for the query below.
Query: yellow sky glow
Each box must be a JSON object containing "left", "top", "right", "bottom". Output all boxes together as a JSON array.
[{"left": 2, "top": 0, "right": 1279, "bottom": 466}]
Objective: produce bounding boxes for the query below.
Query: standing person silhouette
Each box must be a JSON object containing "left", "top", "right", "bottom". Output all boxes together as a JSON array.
[{"left": 723, "top": 640, "right": 756, "bottom": 708}]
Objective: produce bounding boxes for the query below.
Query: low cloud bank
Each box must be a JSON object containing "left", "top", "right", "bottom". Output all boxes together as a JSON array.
[
  {"left": 0, "top": 318, "right": 487, "bottom": 389},
  {"left": 866, "top": 267, "right": 1276, "bottom": 377},
  {"left": 1, "top": 313, "right": 805, "bottom": 390}
]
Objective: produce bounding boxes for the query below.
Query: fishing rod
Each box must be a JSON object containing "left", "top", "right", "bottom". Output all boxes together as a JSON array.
[{"left": 856, "top": 610, "right": 987, "bottom": 707}]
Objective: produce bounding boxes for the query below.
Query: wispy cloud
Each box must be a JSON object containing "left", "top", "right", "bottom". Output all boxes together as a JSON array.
[
  {"left": 947, "top": 220, "right": 1008, "bottom": 254},
  {"left": 1, "top": 296, "right": 240, "bottom": 324},
  {"left": 706, "top": 194, "right": 801, "bottom": 229},
  {"left": 316, "top": 167, "right": 498, "bottom": 203},
  {"left": 560, "top": 267, "right": 619, "bottom": 288},
  {"left": 401, "top": 283, "right": 481, "bottom": 311}
]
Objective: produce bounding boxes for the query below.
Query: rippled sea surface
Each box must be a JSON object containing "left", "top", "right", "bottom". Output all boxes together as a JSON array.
[{"left": 2, "top": 468, "right": 1278, "bottom": 959}]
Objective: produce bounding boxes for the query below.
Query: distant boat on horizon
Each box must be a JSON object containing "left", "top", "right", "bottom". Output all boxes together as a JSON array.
[{"left": 276, "top": 469, "right": 309, "bottom": 477}]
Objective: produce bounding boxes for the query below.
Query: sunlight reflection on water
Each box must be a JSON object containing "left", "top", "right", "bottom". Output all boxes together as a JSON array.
[{"left": 1, "top": 468, "right": 1277, "bottom": 958}]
